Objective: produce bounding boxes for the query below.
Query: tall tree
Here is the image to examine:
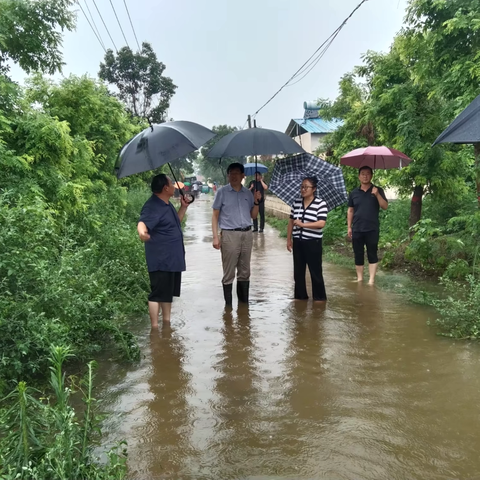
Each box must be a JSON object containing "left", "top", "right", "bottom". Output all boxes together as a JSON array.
[
  {"left": 319, "top": 38, "right": 472, "bottom": 227},
  {"left": 405, "top": 0, "right": 480, "bottom": 205},
  {"left": 99, "top": 42, "right": 176, "bottom": 123},
  {"left": 0, "top": 0, "right": 75, "bottom": 75},
  {"left": 359, "top": 41, "right": 471, "bottom": 226}
]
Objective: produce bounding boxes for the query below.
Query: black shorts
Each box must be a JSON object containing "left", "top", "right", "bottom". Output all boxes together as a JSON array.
[
  {"left": 148, "top": 271, "right": 181, "bottom": 303},
  {"left": 352, "top": 230, "right": 379, "bottom": 265}
]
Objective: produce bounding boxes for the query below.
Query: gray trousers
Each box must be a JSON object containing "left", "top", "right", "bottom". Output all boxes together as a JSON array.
[{"left": 220, "top": 230, "right": 253, "bottom": 285}]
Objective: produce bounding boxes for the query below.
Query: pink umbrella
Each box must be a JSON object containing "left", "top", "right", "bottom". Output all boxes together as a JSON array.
[{"left": 340, "top": 146, "right": 413, "bottom": 170}]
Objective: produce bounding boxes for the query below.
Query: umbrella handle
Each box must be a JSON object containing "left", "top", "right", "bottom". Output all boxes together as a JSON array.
[
  {"left": 182, "top": 191, "right": 195, "bottom": 204},
  {"left": 167, "top": 162, "right": 194, "bottom": 204}
]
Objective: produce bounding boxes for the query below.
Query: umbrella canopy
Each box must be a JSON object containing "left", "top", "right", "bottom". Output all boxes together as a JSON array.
[
  {"left": 270, "top": 153, "right": 347, "bottom": 210},
  {"left": 183, "top": 182, "right": 191, "bottom": 186},
  {"left": 174, "top": 181, "right": 184, "bottom": 189},
  {"left": 433, "top": 94, "right": 480, "bottom": 145},
  {"left": 244, "top": 162, "right": 268, "bottom": 176},
  {"left": 206, "top": 127, "right": 306, "bottom": 158},
  {"left": 340, "top": 146, "right": 413, "bottom": 170},
  {"left": 116, "top": 120, "right": 216, "bottom": 178}
]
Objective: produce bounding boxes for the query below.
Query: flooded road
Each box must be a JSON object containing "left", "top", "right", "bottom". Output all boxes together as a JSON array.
[{"left": 99, "top": 196, "right": 480, "bottom": 480}]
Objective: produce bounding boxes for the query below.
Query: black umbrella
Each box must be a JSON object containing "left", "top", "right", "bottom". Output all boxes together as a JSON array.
[
  {"left": 116, "top": 121, "right": 215, "bottom": 178},
  {"left": 433, "top": 94, "right": 480, "bottom": 145},
  {"left": 206, "top": 127, "right": 306, "bottom": 158},
  {"left": 116, "top": 120, "right": 215, "bottom": 203}
]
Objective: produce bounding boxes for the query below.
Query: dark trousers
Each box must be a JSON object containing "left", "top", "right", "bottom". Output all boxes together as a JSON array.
[
  {"left": 293, "top": 238, "right": 327, "bottom": 301},
  {"left": 352, "top": 230, "right": 379, "bottom": 265},
  {"left": 253, "top": 201, "right": 265, "bottom": 231}
]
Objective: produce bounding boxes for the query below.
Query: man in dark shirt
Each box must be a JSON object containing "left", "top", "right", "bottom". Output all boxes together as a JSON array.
[
  {"left": 248, "top": 172, "right": 268, "bottom": 232},
  {"left": 137, "top": 174, "right": 189, "bottom": 328},
  {"left": 347, "top": 166, "right": 388, "bottom": 285}
]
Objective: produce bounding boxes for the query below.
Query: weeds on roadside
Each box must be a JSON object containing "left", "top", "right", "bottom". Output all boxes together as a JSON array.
[
  {"left": 431, "top": 275, "right": 480, "bottom": 339},
  {"left": 0, "top": 345, "right": 127, "bottom": 480}
]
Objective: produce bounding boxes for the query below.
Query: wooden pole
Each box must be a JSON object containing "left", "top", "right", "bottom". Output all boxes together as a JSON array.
[{"left": 247, "top": 115, "right": 252, "bottom": 129}]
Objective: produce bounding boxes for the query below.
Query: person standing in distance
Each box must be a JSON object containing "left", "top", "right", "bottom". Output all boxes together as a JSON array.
[
  {"left": 212, "top": 163, "right": 261, "bottom": 306},
  {"left": 137, "top": 174, "right": 190, "bottom": 328},
  {"left": 347, "top": 166, "right": 388, "bottom": 285},
  {"left": 248, "top": 171, "right": 268, "bottom": 233}
]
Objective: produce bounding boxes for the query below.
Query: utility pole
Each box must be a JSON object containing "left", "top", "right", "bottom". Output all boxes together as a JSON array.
[
  {"left": 253, "top": 119, "right": 257, "bottom": 128},
  {"left": 247, "top": 115, "right": 252, "bottom": 129}
]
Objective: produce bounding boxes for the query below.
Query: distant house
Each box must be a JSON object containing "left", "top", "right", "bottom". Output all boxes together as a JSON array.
[{"left": 285, "top": 102, "right": 342, "bottom": 155}]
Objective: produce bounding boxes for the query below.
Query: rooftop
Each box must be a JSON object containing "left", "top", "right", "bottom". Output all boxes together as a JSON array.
[{"left": 285, "top": 118, "right": 343, "bottom": 137}]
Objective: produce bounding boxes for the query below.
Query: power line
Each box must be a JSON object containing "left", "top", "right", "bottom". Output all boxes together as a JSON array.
[
  {"left": 109, "top": 0, "right": 130, "bottom": 48},
  {"left": 250, "top": 0, "right": 369, "bottom": 120},
  {"left": 286, "top": 32, "right": 340, "bottom": 87},
  {"left": 123, "top": 0, "right": 141, "bottom": 51},
  {"left": 83, "top": 0, "right": 106, "bottom": 51},
  {"left": 76, "top": 0, "right": 106, "bottom": 52},
  {"left": 92, "top": 0, "right": 118, "bottom": 52}
]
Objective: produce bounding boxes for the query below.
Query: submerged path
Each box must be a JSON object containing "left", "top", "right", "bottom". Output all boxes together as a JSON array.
[{"left": 98, "top": 196, "right": 480, "bottom": 480}]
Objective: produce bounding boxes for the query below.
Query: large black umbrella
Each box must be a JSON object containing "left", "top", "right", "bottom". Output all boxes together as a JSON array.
[
  {"left": 206, "top": 127, "right": 306, "bottom": 158},
  {"left": 116, "top": 121, "right": 215, "bottom": 178},
  {"left": 433, "top": 94, "right": 480, "bottom": 145},
  {"left": 433, "top": 94, "right": 480, "bottom": 206}
]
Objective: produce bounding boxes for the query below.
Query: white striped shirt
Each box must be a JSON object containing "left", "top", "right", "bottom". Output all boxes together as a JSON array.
[{"left": 290, "top": 197, "right": 328, "bottom": 240}]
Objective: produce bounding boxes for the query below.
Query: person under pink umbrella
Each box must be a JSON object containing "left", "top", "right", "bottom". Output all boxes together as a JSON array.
[{"left": 341, "top": 146, "right": 413, "bottom": 285}]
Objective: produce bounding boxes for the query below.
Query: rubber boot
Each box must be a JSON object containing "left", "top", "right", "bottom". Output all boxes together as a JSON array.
[
  {"left": 237, "top": 281, "right": 250, "bottom": 304},
  {"left": 223, "top": 283, "right": 233, "bottom": 306}
]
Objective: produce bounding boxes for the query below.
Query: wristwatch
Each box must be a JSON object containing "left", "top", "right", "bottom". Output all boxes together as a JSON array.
[{"left": 254, "top": 202, "right": 260, "bottom": 206}]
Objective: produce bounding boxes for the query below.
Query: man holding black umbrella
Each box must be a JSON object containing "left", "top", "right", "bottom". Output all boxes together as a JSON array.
[
  {"left": 212, "top": 163, "right": 261, "bottom": 306},
  {"left": 138, "top": 174, "right": 190, "bottom": 327},
  {"left": 248, "top": 172, "right": 268, "bottom": 232}
]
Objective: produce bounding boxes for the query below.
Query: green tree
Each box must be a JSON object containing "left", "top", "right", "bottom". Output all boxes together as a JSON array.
[
  {"left": 197, "top": 125, "right": 239, "bottom": 184},
  {"left": 319, "top": 37, "right": 472, "bottom": 227},
  {"left": 0, "top": 0, "right": 75, "bottom": 75},
  {"left": 405, "top": 0, "right": 480, "bottom": 204},
  {"left": 98, "top": 42, "right": 176, "bottom": 123},
  {"left": 359, "top": 40, "right": 471, "bottom": 226}
]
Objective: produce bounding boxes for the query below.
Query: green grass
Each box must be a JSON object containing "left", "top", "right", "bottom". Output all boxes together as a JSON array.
[{"left": 265, "top": 215, "right": 289, "bottom": 237}]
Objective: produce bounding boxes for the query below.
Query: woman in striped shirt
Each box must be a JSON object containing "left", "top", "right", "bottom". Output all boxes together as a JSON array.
[{"left": 287, "top": 176, "right": 328, "bottom": 301}]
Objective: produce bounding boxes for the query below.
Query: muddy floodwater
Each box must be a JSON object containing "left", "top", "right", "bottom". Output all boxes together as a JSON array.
[{"left": 97, "top": 196, "right": 480, "bottom": 480}]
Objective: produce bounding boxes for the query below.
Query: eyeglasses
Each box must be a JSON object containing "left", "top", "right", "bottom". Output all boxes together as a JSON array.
[{"left": 300, "top": 185, "right": 314, "bottom": 190}]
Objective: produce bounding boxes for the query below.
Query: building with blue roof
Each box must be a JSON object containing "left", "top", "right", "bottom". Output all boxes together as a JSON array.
[{"left": 285, "top": 102, "right": 343, "bottom": 154}]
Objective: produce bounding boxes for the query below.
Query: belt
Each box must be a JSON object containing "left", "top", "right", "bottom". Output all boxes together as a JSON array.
[{"left": 222, "top": 226, "right": 252, "bottom": 232}]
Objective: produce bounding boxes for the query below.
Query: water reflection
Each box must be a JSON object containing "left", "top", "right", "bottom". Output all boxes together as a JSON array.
[
  {"left": 138, "top": 326, "right": 195, "bottom": 478},
  {"left": 204, "top": 306, "right": 262, "bottom": 478}
]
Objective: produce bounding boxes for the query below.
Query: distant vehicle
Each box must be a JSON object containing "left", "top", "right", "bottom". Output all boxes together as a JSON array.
[{"left": 184, "top": 176, "right": 197, "bottom": 184}]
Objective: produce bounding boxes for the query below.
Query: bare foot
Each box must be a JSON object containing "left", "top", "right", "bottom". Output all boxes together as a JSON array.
[
  {"left": 162, "top": 318, "right": 171, "bottom": 323},
  {"left": 353, "top": 278, "right": 363, "bottom": 283},
  {"left": 367, "top": 281, "right": 375, "bottom": 286},
  {"left": 151, "top": 323, "right": 159, "bottom": 329}
]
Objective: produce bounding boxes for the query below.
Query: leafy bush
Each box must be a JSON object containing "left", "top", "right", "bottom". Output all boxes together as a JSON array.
[
  {"left": 432, "top": 275, "right": 480, "bottom": 339},
  {"left": 0, "top": 187, "right": 147, "bottom": 390}
]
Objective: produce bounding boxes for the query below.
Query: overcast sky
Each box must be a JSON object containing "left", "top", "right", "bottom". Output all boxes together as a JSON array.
[{"left": 12, "top": 0, "right": 409, "bottom": 131}]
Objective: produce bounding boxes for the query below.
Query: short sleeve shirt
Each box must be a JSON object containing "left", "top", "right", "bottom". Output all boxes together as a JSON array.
[
  {"left": 212, "top": 185, "right": 254, "bottom": 230},
  {"left": 290, "top": 197, "right": 328, "bottom": 239},
  {"left": 139, "top": 195, "right": 185, "bottom": 272},
  {"left": 347, "top": 185, "right": 387, "bottom": 232}
]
